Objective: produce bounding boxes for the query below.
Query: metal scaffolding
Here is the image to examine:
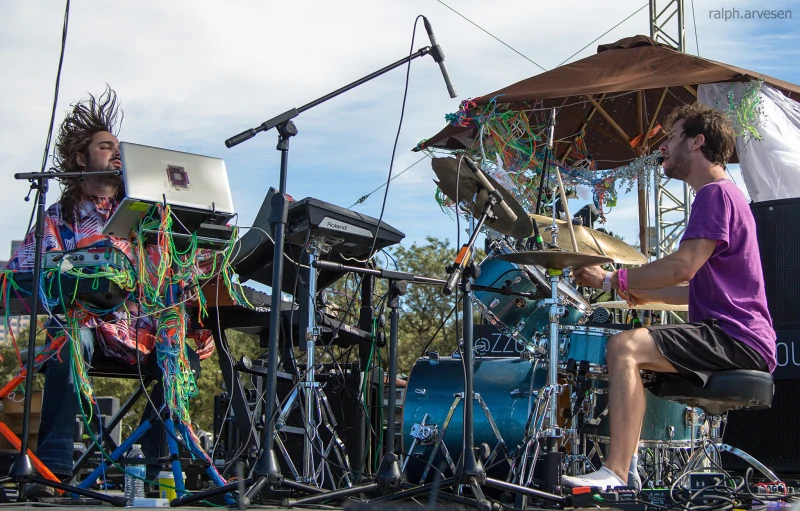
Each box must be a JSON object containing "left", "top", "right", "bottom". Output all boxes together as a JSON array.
[
  {"left": 649, "top": 0, "right": 692, "bottom": 260},
  {"left": 650, "top": 0, "right": 691, "bottom": 324}
]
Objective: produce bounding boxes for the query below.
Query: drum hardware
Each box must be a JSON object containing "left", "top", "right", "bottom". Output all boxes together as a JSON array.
[
  {"left": 386, "top": 156, "right": 563, "bottom": 510},
  {"left": 474, "top": 240, "right": 592, "bottom": 354},
  {"left": 409, "top": 417, "right": 439, "bottom": 446},
  {"left": 527, "top": 214, "right": 648, "bottom": 265},
  {"left": 284, "top": 262, "right": 448, "bottom": 507}
]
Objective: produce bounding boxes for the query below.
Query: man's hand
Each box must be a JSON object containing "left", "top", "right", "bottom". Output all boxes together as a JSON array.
[
  {"left": 619, "top": 289, "right": 650, "bottom": 307},
  {"left": 572, "top": 265, "right": 607, "bottom": 289}
]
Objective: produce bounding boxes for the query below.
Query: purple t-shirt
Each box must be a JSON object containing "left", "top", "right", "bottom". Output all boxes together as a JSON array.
[{"left": 682, "top": 178, "right": 776, "bottom": 372}]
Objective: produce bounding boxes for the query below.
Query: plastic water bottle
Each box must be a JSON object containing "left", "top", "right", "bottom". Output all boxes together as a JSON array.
[{"left": 124, "top": 444, "right": 146, "bottom": 502}]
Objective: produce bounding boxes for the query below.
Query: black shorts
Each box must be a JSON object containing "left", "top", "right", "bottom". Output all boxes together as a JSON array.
[{"left": 646, "top": 319, "right": 768, "bottom": 386}]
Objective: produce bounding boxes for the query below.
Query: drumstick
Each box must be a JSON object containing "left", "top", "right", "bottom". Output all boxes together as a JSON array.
[{"left": 554, "top": 169, "right": 579, "bottom": 253}]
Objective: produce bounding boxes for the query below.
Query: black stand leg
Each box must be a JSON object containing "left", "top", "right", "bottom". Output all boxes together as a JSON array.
[
  {"left": 240, "top": 121, "right": 295, "bottom": 507},
  {"left": 5, "top": 171, "right": 129, "bottom": 506}
]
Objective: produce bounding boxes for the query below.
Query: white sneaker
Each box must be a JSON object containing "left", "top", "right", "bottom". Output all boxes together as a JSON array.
[
  {"left": 562, "top": 467, "right": 626, "bottom": 489},
  {"left": 628, "top": 454, "right": 641, "bottom": 491}
]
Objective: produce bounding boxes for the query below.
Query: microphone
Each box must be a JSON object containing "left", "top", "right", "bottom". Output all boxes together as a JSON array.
[
  {"left": 423, "top": 17, "right": 457, "bottom": 98},
  {"left": 656, "top": 155, "right": 665, "bottom": 165}
]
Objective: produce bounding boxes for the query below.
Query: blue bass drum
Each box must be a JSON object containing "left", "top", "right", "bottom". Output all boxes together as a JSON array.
[{"left": 402, "top": 356, "right": 547, "bottom": 484}]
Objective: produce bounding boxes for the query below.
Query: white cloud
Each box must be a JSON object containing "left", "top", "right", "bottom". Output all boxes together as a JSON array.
[{"left": 0, "top": 0, "right": 796, "bottom": 264}]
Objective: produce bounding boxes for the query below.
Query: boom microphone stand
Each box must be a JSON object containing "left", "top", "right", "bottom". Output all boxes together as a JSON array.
[
  {"left": 172, "top": 37, "right": 452, "bottom": 509},
  {"left": 1, "top": 170, "right": 127, "bottom": 506}
]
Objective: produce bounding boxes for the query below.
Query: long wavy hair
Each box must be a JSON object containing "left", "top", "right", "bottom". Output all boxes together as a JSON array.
[{"left": 53, "top": 85, "right": 124, "bottom": 225}]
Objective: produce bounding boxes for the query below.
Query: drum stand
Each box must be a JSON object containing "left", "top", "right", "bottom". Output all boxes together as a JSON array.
[{"left": 270, "top": 238, "right": 353, "bottom": 487}]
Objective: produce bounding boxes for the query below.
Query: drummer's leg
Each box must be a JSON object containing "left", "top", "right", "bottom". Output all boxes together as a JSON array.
[{"left": 604, "top": 329, "right": 677, "bottom": 481}]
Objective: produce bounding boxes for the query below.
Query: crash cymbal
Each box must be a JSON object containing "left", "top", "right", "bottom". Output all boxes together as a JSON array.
[
  {"left": 432, "top": 157, "right": 532, "bottom": 239},
  {"left": 529, "top": 214, "right": 647, "bottom": 265},
  {"left": 594, "top": 300, "right": 688, "bottom": 312},
  {"left": 496, "top": 250, "right": 613, "bottom": 269}
]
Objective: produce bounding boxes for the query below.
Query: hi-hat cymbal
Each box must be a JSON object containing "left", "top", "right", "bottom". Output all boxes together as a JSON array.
[
  {"left": 529, "top": 214, "right": 647, "bottom": 265},
  {"left": 594, "top": 300, "right": 688, "bottom": 312},
  {"left": 432, "top": 157, "right": 532, "bottom": 239},
  {"left": 497, "top": 250, "right": 613, "bottom": 269}
]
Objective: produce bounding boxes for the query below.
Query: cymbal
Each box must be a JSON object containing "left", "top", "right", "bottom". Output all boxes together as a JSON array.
[
  {"left": 496, "top": 250, "right": 613, "bottom": 269},
  {"left": 594, "top": 300, "right": 688, "bottom": 312},
  {"left": 529, "top": 214, "right": 647, "bottom": 265},
  {"left": 432, "top": 157, "right": 532, "bottom": 239}
]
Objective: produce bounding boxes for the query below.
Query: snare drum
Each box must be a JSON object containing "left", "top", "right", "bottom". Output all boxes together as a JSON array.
[{"left": 474, "top": 241, "right": 591, "bottom": 352}]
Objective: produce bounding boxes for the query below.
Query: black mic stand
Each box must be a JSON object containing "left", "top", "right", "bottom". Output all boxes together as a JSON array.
[
  {"left": 369, "top": 190, "right": 565, "bottom": 511},
  {"left": 171, "top": 42, "right": 447, "bottom": 509},
  {"left": 0, "top": 170, "right": 127, "bottom": 506}
]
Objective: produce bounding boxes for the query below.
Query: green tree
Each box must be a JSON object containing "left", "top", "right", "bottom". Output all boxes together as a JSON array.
[{"left": 392, "top": 236, "right": 461, "bottom": 374}]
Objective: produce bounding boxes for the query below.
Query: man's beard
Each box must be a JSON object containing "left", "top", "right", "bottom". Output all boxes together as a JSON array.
[
  {"left": 85, "top": 161, "right": 124, "bottom": 192},
  {"left": 664, "top": 146, "right": 691, "bottom": 180}
]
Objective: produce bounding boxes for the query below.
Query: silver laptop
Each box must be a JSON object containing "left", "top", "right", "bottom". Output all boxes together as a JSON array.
[{"left": 103, "top": 142, "right": 235, "bottom": 238}]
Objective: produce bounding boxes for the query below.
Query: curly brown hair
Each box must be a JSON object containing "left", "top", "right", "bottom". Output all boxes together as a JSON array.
[
  {"left": 53, "top": 85, "right": 124, "bottom": 225},
  {"left": 663, "top": 104, "right": 735, "bottom": 167}
]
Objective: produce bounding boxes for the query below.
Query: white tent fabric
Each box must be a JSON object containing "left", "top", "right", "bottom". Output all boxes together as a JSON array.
[{"left": 699, "top": 82, "right": 800, "bottom": 202}]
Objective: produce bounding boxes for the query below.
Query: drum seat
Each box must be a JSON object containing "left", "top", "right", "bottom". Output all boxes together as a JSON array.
[{"left": 652, "top": 369, "right": 774, "bottom": 416}]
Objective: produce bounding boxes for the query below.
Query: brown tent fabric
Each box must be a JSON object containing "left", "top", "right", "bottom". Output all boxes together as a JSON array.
[{"left": 419, "top": 35, "right": 800, "bottom": 168}]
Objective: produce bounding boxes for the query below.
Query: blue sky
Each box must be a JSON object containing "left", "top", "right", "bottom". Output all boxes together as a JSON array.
[{"left": 1, "top": 0, "right": 797, "bottom": 271}]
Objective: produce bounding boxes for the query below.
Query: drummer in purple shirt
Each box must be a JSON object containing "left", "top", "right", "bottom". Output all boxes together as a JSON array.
[{"left": 566, "top": 104, "right": 776, "bottom": 489}]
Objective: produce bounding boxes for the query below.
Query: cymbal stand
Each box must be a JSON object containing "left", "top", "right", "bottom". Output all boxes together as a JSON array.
[
  {"left": 1, "top": 170, "right": 127, "bottom": 506},
  {"left": 283, "top": 262, "right": 446, "bottom": 507},
  {"left": 511, "top": 268, "right": 571, "bottom": 508}
]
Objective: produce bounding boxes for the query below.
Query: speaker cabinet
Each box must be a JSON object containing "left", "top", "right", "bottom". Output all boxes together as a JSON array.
[
  {"left": 751, "top": 198, "right": 800, "bottom": 330},
  {"left": 723, "top": 377, "right": 800, "bottom": 477}
]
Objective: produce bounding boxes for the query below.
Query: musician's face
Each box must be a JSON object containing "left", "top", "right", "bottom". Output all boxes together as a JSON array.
[
  {"left": 78, "top": 131, "right": 121, "bottom": 172},
  {"left": 77, "top": 131, "right": 123, "bottom": 192}
]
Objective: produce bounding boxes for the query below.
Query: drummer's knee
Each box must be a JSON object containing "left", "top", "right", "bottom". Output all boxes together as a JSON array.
[{"left": 606, "top": 330, "right": 639, "bottom": 363}]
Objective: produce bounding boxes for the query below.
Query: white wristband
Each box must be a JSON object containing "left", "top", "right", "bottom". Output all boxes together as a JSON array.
[{"left": 602, "top": 272, "right": 612, "bottom": 292}]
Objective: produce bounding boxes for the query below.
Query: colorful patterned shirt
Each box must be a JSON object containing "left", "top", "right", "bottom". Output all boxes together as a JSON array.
[{"left": 5, "top": 196, "right": 215, "bottom": 364}]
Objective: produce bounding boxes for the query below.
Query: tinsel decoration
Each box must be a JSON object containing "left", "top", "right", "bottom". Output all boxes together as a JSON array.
[
  {"left": 714, "top": 79, "right": 765, "bottom": 142},
  {"left": 428, "top": 98, "right": 663, "bottom": 224}
]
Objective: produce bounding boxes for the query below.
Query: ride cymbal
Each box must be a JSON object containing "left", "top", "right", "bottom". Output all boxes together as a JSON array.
[
  {"left": 529, "top": 214, "right": 647, "bottom": 265},
  {"left": 496, "top": 250, "right": 612, "bottom": 269}
]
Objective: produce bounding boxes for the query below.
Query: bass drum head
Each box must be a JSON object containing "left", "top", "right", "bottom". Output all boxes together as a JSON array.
[{"left": 402, "top": 356, "right": 546, "bottom": 485}]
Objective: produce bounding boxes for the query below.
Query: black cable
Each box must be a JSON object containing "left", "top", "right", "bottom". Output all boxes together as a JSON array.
[
  {"left": 16, "top": 0, "right": 71, "bottom": 263},
  {"left": 349, "top": 154, "right": 431, "bottom": 208},
  {"left": 435, "top": 0, "right": 547, "bottom": 71},
  {"left": 362, "top": 14, "right": 420, "bottom": 263},
  {"left": 418, "top": 303, "right": 456, "bottom": 358},
  {"left": 39, "top": 0, "right": 70, "bottom": 177},
  {"left": 556, "top": 2, "right": 649, "bottom": 67},
  {"left": 690, "top": 0, "right": 700, "bottom": 56}
]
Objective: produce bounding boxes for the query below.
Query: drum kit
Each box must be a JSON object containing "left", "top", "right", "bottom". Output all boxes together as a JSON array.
[{"left": 401, "top": 155, "right": 702, "bottom": 503}]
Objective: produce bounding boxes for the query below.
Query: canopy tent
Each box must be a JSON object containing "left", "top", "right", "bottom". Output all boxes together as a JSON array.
[{"left": 419, "top": 35, "right": 800, "bottom": 254}]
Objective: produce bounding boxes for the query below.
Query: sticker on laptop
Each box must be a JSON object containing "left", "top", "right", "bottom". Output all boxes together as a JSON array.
[{"left": 167, "top": 165, "right": 190, "bottom": 188}]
